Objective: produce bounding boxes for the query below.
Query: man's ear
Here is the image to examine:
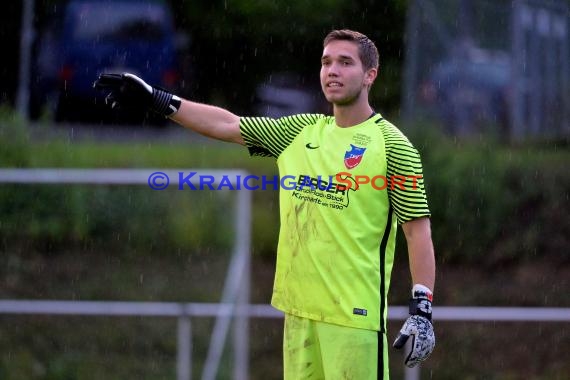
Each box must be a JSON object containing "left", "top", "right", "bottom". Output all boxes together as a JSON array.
[{"left": 364, "top": 68, "right": 378, "bottom": 87}]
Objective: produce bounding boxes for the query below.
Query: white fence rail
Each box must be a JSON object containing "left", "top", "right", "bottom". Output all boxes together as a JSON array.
[{"left": 1, "top": 301, "right": 569, "bottom": 380}]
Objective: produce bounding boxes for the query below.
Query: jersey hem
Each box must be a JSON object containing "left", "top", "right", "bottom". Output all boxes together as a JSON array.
[{"left": 272, "top": 301, "right": 382, "bottom": 332}]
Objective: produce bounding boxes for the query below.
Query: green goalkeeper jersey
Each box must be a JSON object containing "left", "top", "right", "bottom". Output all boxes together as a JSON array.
[{"left": 240, "top": 113, "right": 430, "bottom": 331}]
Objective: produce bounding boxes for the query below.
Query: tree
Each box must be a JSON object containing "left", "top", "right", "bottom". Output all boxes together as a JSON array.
[{"left": 172, "top": 0, "right": 408, "bottom": 116}]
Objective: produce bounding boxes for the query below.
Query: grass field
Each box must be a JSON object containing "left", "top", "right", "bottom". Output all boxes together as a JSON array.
[{"left": 1, "top": 251, "right": 569, "bottom": 379}]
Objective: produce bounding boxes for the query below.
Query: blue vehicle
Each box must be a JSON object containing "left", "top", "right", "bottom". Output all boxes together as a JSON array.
[
  {"left": 419, "top": 48, "right": 512, "bottom": 136},
  {"left": 30, "top": 0, "right": 181, "bottom": 124}
]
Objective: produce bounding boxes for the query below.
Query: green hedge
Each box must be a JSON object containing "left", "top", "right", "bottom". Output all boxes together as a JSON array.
[
  {"left": 1, "top": 113, "right": 568, "bottom": 263},
  {"left": 410, "top": 126, "right": 569, "bottom": 265}
]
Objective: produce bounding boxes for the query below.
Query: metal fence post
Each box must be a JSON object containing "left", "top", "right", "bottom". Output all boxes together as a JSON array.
[
  {"left": 233, "top": 187, "right": 252, "bottom": 380},
  {"left": 17, "top": 0, "right": 34, "bottom": 120},
  {"left": 402, "top": 0, "right": 420, "bottom": 121},
  {"left": 202, "top": 177, "right": 252, "bottom": 380},
  {"left": 177, "top": 315, "right": 192, "bottom": 380},
  {"left": 404, "top": 365, "right": 421, "bottom": 380}
]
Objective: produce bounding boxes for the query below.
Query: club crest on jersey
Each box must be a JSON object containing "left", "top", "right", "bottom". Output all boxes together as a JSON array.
[{"left": 344, "top": 144, "right": 366, "bottom": 169}]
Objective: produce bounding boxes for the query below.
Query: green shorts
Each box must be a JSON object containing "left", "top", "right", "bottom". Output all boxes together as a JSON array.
[{"left": 283, "top": 313, "right": 389, "bottom": 380}]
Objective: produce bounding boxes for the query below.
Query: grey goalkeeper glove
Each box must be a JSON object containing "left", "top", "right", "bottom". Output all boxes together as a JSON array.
[
  {"left": 393, "top": 284, "right": 435, "bottom": 367},
  {"left": 93, "top": 73, "right": 181, "bottom": 117}
]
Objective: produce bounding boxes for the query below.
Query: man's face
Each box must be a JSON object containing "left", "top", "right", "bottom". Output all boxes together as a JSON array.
[{"left": 320, "top": 40, "right": 375, "bottom": 106}]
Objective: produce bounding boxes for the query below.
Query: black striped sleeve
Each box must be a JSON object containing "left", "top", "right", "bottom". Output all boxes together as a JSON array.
[
  {"left": 380, "top": 121, "right": 431, "bottom": 224},
  {"left": 239, "top": 114, "right": 323, "bottom": 158}
]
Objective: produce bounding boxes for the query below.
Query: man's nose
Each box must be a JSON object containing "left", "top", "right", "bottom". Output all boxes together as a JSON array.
[{"left": 327, "top": 64, "right": 340, "bottom": 76}]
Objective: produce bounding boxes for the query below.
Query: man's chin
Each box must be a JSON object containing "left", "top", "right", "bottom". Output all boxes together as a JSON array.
[
  {"left": 326, "top": 90, "right": 365, "bottom": 107},
  {"left": 329, "top": 97, "right": 356, "bottom": 107}
]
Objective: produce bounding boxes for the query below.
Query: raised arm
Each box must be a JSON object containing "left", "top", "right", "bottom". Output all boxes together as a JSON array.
[
  {"left": 93, "top": 73, "right": 244, "bottom": 144},
  {"left": 170, "top": 99, "right": 243, "bottom": 144}
]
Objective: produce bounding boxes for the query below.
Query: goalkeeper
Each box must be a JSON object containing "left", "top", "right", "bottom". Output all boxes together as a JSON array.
[{"left": 95, "top": 29, "right": 436, "bottom": 379}]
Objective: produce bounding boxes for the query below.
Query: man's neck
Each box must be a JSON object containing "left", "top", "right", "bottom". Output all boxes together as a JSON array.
[{"left": 333, "top": 102, "right": 375, "bottom": 128}]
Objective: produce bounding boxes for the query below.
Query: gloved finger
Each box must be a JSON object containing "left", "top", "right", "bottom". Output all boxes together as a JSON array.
[
  {"left": 123, "top": 73, "right": 154, "bottom": 93},
  {"left": 405, "top": 356, "right": 420, "bottom": 368},
  {"left": 105, "top": 93, "right": 122, "bottom": 110},
  {"left": 392, "top": 332, "right": 410, "bottom": 349},
  {"left": 402, "top": 334, "right": 419, "bottom": 368},
  {"left": 93, "top": 73, "right": 124, "bottom": 90},
  {"left": 105, "top": 93, "right": 114, "bottom": 106}
]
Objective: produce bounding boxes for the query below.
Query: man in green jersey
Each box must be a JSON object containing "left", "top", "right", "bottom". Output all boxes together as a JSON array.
[{"left": 94, "top": 29, "right": 436, "bottom": 379}]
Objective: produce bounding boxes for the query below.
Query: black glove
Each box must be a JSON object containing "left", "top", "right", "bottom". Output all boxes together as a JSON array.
[
  {"left": 393, "top": 284, "right": 436, "bottom": 367},
  {"left": 93, "top": 73, "right": 181, "bottom": 117}
]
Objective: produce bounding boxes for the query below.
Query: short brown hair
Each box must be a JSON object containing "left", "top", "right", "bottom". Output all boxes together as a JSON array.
[{"left": 323, "top": 29, "right": 379, "bottom": 71}]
